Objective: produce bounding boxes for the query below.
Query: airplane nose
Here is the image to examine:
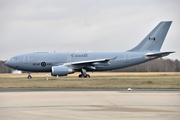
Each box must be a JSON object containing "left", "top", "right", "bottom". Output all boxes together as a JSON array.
[
  {"left": 5, "top": 60, "right": 8, "bottom": 65},
  {"left": 5, "top": 60, "right": 10, "bottom": 67},
  {"left": 5, "top": 59, "right": 19, "bottom": 69}
]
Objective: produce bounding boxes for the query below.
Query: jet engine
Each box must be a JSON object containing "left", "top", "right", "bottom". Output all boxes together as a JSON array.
[{"left": 51, "top": 66, "right": 74, "bottom": 76}]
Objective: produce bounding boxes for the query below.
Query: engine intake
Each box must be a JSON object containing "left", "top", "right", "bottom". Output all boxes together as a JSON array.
[{"left": 51, "top": 66, "right": 74, "bottom": 76}]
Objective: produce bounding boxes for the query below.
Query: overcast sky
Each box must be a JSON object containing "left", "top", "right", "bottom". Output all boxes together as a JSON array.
[{"left": 0, "top": 0, "right": 180, "bottom": 60}]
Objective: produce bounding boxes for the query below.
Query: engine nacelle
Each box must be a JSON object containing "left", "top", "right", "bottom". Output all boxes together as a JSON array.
[{"left": 51, "top": 66, "right": 74, "bottom": 76}]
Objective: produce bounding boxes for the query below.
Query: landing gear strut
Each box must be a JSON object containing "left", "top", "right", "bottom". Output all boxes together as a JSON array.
[
  {"left": 78, "top": 69, "right": 90, "bottom": 78},
  {"left": 27, "top": 72, "right": 32, "bottom": 79}
]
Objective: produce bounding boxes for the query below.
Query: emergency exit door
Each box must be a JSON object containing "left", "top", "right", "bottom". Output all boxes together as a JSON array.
[
  {"left": 23, "top": 55, "right": 30, "bottom": 64},
  {"left": 124, "top": 54, "right": 130, "bottom": 63}
]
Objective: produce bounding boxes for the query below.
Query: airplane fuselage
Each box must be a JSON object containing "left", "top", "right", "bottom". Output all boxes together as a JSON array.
[{"left": 6, "top": 51, "right": 148, "bottom": 72}]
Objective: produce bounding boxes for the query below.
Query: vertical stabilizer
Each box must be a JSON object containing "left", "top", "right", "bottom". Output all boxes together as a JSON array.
[{"left": 128, "top": 21, "right": 172, "bottom": 52}]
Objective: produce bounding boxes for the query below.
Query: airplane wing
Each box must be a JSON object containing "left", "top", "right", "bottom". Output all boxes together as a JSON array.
[
  {"left": 63, "top": 56, "right": 117, "bottom": 69},
  {"left": 146, "top": 51, "right": 175, "bottom": 58}
]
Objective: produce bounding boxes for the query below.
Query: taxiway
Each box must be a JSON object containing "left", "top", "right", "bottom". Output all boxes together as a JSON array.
[{"left": 0, "top": 90, "right": 180, "bottom": 120}]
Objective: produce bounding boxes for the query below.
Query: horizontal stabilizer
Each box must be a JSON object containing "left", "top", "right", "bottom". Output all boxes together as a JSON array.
[{"left": 146, "top": 51, "right": 175, "bottom": 58}]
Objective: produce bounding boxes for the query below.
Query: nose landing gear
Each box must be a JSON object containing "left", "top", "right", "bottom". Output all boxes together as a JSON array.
[{"left": 27, "top": 72, "right": 32, "bottom": 79}]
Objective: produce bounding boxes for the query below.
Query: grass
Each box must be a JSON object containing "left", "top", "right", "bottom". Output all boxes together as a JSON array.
[{"left": 0, "top": 72, "right": 180, "bottom": 89}]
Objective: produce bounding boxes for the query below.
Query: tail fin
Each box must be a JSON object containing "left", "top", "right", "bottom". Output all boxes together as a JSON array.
[{"left": 128, "top": 21, "right": 172, "bottom": 52}]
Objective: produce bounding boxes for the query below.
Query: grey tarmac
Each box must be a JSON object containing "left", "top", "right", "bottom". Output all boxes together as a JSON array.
[
  {"left": 0, "top": 90, "right": 180, "bottom": 120},
  {"left": 0, "top": 88, "right": 180, "bottom": 92}
]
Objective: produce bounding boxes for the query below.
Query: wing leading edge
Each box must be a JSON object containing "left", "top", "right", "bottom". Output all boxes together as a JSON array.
[{"left": 63, "top": 56, "right": 118, "bottom": 70}]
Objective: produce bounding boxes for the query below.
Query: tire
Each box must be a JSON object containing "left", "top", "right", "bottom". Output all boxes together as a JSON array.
[
  {"left": 27, "top": 75, "right": 32, "bottom": 79},
  {"left": 78, "top": 74, "right": 83, "bottom": 78},
  {"left": 86, "top": 74, "right": 90, "bottom": 78}
]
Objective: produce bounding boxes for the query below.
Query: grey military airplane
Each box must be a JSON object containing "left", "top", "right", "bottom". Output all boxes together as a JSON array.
[{"left": 5, "top": 21, "right": 174, "bottom": 79}]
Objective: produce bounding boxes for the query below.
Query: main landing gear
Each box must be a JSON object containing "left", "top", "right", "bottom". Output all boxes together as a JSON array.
[
  {"left": 27, "top": 72, "right": 32, "bottom": 79},
  {"left": 78, "top": 69, "right": 90, "bottom": 78},
  {"left": 78, "top": 74, "right": 90, "bottom": 78}
]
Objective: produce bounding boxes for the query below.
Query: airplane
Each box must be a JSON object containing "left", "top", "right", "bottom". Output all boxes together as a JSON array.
[{"left": 5, "top": 21, "right": 174, "bottom": 79}]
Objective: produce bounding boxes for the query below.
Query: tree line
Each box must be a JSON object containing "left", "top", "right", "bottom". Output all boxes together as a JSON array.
[
  {"left": 0, "top": 58, "right": 180, "bottom": 73},
  {"left": 114, "top": 58, "right": 180, "bottom": 72},
  {"left": 0, "top": 61, "right": 12, "bottom": 73}
]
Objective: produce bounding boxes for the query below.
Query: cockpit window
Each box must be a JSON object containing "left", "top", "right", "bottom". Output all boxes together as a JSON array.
[{"left": 10, "top": 57, "right": 17, "bottom": 60}]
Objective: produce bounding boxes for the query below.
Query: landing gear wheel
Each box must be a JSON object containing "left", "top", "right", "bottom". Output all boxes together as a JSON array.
[
  {"left": 78, "top": 74, "right": 83, "bottom": 78},
  {"left": 27, "top": 75, "right": 32, "bottom": 79},
  {"left": 86, "top": 74, "right": 90, "bottom": 78}
]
